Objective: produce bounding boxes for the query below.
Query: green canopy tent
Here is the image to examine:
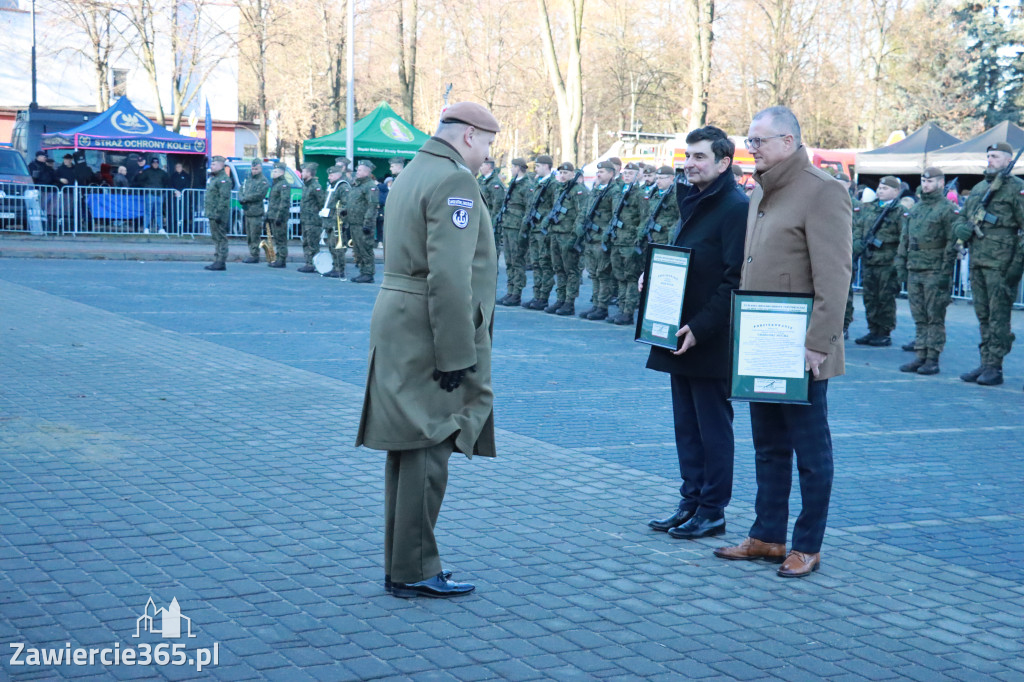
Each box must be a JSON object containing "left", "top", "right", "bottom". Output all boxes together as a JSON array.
[{"left": 302, "top": 101, "right": 430, "bottom": 185}]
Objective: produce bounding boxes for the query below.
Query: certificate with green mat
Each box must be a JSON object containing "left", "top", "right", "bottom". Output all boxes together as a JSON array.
[
  {"left": 729, "top": 290, "right": 813, "bottom": 404},
  {"left": 634, "top": 244, "right": 692, "bottom": 350}
]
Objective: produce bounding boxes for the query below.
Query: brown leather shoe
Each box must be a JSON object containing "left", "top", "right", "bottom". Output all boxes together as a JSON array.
[
  {"left": 777, "top": 550, "right": 820, "bottom": 578},
  {"left": 713, "top": 537, "right": 786, "bottom": 563}
]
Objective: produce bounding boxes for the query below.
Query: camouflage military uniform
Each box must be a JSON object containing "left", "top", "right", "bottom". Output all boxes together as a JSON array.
[
  {"left": 954, "top": 172, "right": 1024, "bottom": 376},
  {"left": 478, "top": 170, "right": 506, "bottom": 257},
  {"left": 895, "top": 189, "right": 959, "bottom": 369},
  {"left": 853, "top": 199, "right": 903, "bottom": 340},
  {"left": 577, "top": 178, "right": 622, "bottom": 319},
  {"left": 204, "top": 167, "right": 232, "bottom": 264},
  {"left": 498, "top": 175, "right": 532, "bottom": 303},
  {"left": 607, "top": 182, "right": 646, "bottom": 322},
  {"left": 638, "top": 182, "right": 680, "bottom": 251},
  {"left": 542, "top": 178, "right": 588, "bottom": 313},
  {"left": 266, "top": 174, "right": 291, "bottom": 262},
  {"left": 321, "top": 175, "right": 350, "bottom": 275},
  {"left": 844, "top": 193, "right": 860, "bottom": 334},
  {"left": 347, "top": 174, "right": 380, "bottom": 278},
  {"left": 299, "top": 175, "right": 325, "bottom": 267},
  {"left": 238, "top": 170, "right": 269, "bottom": 260},
  {"left": 523, "top": 174, "right": 557, "bottom": 306}
]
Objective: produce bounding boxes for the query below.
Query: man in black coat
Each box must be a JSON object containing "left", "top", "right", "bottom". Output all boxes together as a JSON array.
[
  {"left": 645, "top": 126, "right": 749, "bottom": 539},
  {"left": 29, "top": 151, "right": 56, "bottom": 186}
]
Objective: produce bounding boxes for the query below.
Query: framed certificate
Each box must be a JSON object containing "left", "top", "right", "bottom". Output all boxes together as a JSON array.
[
  {"left": 634, "top": 244, "right": 692, "bottom": 350},
  {"left": 729, "top": 290, "right": 813, "bottom": 404}
]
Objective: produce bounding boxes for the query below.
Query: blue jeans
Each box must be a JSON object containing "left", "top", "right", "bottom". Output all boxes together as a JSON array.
[{"left": 144, "top": 194, "right": 165, "bottom": 232}]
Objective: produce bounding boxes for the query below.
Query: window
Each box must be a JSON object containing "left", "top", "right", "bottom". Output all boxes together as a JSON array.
[
  {"left": 243, "top": 145, "right": 257, "bottom": 158},
  {"left": 112, "top": 69, "right": 128, "bottom": 98}
]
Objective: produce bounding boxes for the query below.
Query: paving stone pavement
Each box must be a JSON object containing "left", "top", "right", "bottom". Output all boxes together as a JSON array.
[{"left": 0, "top": 258, "right": 1022, "bottom": 681}]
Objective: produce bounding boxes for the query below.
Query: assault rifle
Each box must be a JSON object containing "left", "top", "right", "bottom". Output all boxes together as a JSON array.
[
  {"left": 543, "top": 170, "right": 584, "bottom": 234},
  {"left": 854, "top": 199, "right": 899, "bottom": 261},
  {"left": 492, "top": 175, "right": 520, "bottom": 231},
  {"left": 602, "top": 183, "right": 634, "bottom": 252},
  {"left": 635, "top": 187, "right": 672, "bottom": 255},
  {"left": 572, "top": 182, "right": 616, "bottom": 253},
  {"left": 966, "top": 145, "right": 1024, "bottom": 241},
  {"left": 522, "top": 174, "right": 555, "bottom": 235}
]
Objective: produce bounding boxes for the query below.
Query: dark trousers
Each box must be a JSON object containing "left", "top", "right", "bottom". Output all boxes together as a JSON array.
[
  {"left": 749, "top": 379, "right": 833, "bottom": 554},
  {"left": 384, "top": 438, "right": 453, "bottom": 584},
  {"left": 670, "top": 375, "right": 734, "bottom": 518}
]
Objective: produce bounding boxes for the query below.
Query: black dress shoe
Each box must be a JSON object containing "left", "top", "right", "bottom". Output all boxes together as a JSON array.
[
  {"left": 648, "top": 508, "right": 696, "bottom": 532},
  {"left": 391, "top": 573, "right": 474, "bottom": 599},
  {"left": 385, "top": 569, "right": 452, "bottom": 593},
  {"left": 668, "top": 515, "right": 726, "bottom": 539}
]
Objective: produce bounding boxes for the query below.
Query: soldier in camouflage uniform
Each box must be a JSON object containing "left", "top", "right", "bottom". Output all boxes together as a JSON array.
[
  {"left": 895, "top": 167, "right": 959, "bottom": 375},
  {"left": 266, "top": 163, "right": 291, "bottom": 268},
  {"left": 606, "top": 162, "right": 646, "bottom": 325},
  {"left": 296, "top": 162, "right": 325, "bottom": 274},
  {"left": 541, "top": 161, "right": 588, "bottom": 316},
  {"left": 954, "top": 142, "right": 1024, "bottom": 386},
  {"left": 637, "top": 166, "right": 681, "bottom": 252},
  {"left": 348, "top": 159, "right": 381, "bottom": 283},
  {"left": 320, "top": 164, "right": 350, "bottom": 279},
  {"left": 522, "top": 155, "right": 557, "bottom": 309},
  {"left": 477, "top": 158, "right": 506, "bottom": 257},
  {"left": 239, "top": 159, "right": 269, "bottom": 264},
  {"left": 852, "top": 175, "right": 904, "bottom": 346},
  {"left": 577, "top": 160, "right": 621, "bottom": 321},
  {"left": 204, "top": 155, "right": 232, "bottom": 271},
  {"left": 497, "top": 158, "right": 532, "bottom": 306},
  {"left": 835, "top": 173, "right": 858, "bottom": 339}
]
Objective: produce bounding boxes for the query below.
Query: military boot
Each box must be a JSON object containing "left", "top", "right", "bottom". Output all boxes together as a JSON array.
[
  {"left": 204, "top": 261, "right": 226, "bottom": 271},
  {"left": 578, "top": 307, "right": 597, "bottom": 319},
  {"left": 501, "top": 294, "right": 522, "bottom": 307},
  {"left": 556, "top": 302, "right": 575, "bottom": 316},
  {"left": 899, "top": 356, "right": 926, "bottom": 373},
  {"left": 527, "top": 299, "right": 547, "bottom": 311},
  {"left": 544, "top": 300, "right": 563, "bottom": 314},
  {"left": 867, "top": 334, "right": 892, "bottom": 347},
  {"left": 901, "top": 341, "right": 916, "bottom": 352},
  {"left": 268, "top": 260, "right": 286, "bottom": 268},
  {"left": 854, "top": 332, "right": 875, "bottom": 345},
  {"left": 586, "top": 307, "right": 609, "bottom": 321},
  {"left": 917, "top": 358, "right": 940, "bottom": 375},
  {"left": 297, "top": 264, "right": 316, "bottom": 273},
  {"left": 242, "top": 256, "right": 259, "bottom": 264},
  {"left": 976, "top": 367, "right": 1004, "bottom": 386},
  {"left": 497, "top": 294, "right": 512, "bottom": 305},
  {"left": 614, "top": 312, "right": 634, "bottom": 326},
  {"left": 959, "top": 365, "right": 986, "bottom": 383}
]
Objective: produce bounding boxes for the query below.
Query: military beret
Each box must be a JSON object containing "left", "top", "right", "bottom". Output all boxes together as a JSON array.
[
  {"left": 357, "top": 159, "right": 375, "bottom": 171},
  {"left": 921, "top": 167, "right": 944, "bottom": 179},
  {"left": 441, "top": 101, "right": 501, "bottom": 133},
  {"left": 250, "top": 159, "right": 263, "bottom": 168},
  {"left": 534, "top": 154, "right": 554, "bottom": 167},
  {"left": 334, "top": 156, "right": 350, "bottom": 168},
  {"left": 302, "top": 162, "right": 320, "bottom": 172},
  {"left": 511, "top": 157, "right": 528, "bottom": 169},
  {"left": 608, "top": 157, "right": 622, "bottom": 167},
  {"left": 273, "top": 162, "right": 287, "bottom": 171},
  {"left": 643, "top": 164, "right": 657, "bottom": 173},
  {"left": 388, "top": 157, "right": 405, "bottom": 166},
  {"left": 210, "top": 155, "right": 226, "bottom": 163},
  {"left": 596, "top": 160, "right": 616, "bottom": 172},
  {"left": 656, "top": 166, "right": 674, "bottom": 175},
  {"left": 480, "top": 157, "right": 495, "bottom": 166},
  {"left": 988, "top": 141, "right": 1013, "bottom": 154},
  {"left": 327, "top": 165, "right": 344, "bottom": 175},
  {"left": 624, "top": 162, "right": 640, "bottom": 171},
  {"left": 557, "top": 162, "right": 575, "bottom": 171},
  {"left": 879, "top": 176, "right": 901, "bottom": 190},
  {"left": 835, "top": 172, "right": 851, "bottom": 182}
]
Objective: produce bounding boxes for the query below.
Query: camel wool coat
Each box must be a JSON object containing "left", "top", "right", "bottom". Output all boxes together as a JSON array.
[
  {"left": 742, "top": 147, "right": 853, "bottom": 381},
  {"left": 356, "top": 137, "right": 498, "bottom": 457}
]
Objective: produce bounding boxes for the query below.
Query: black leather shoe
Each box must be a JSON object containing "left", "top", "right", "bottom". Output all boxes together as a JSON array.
[
  {"left": 385, "top": 569, "right": 452, "bottom": 593},
  {"left": 203, "top": 261, "right": 225, "bottom": 271},
  {"left": 668, "top": 515, "right": 726, "bottom": 539},
  {"left": 648, "top": 508, "right": 695, "bottom": 532},
  {"left": 960, "top": 365, "right": 986, "bottom": 383},
  {"left": 297, "top": 264, "right": 316, "bottom": 273},
  {"left": 242, "top": 256, "right": 259, "bottom": 264},
  {"left": 391, "top": 573, "right": 474, "bottom": 599},
  {"left": 976, "top": 367, "right": 1004, "bottom": 386},
  {"left": 867, "top": 335, "right": 892, "bottom": 347}
]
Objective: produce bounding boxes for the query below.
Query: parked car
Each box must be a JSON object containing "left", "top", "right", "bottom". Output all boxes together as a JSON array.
[{"left": 0, "top": 148, "right": 42, "bottom": 232}]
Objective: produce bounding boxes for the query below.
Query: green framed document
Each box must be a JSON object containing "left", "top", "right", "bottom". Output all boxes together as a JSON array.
[
  {"left": 729, "top": 290, "right": 813, "bottom": 404},
  {"left": 634, "top": 244, "right": 692, "bottom": 350}
]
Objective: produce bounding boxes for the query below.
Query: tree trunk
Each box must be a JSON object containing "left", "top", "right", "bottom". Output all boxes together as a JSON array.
[
  {"left": 536, "top": 0, "right": 584, "bottom": 164},
  {"left": 686, "top": 0, "right": 714, "bottom": 129},
  {"left": 397, "top": 0, "right": 418, "bottom": 125}
]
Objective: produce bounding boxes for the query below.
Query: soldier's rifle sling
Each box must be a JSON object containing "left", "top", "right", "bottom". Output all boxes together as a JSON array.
[
  {"left": 635, "top": 189, "right": 671, "bottom": 254},
  {"left": 493, "top": 175, "right": 518, "bottom": 230},
  {"left": 573, "top": 182, "right": 615, "bottom": 253},
  {"left": 854, "top": 199, "right": 899, "bottom": 261},
  {"left": 603, "top": 183, "right": 633, "bottom": 252},
  {"left": 545, "top": 170, "right": 584, "bottom": 231},
  {"left": 524, "top": 175, "right": 555, "bottom": 231},
  {"left": 970, "top": 145, "right": 1024, "bottom": 241}
]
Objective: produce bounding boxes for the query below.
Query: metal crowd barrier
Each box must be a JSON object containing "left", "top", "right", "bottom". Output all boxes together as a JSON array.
[{"left": 0, "top": 182, "right": 63, "bottom": 234}]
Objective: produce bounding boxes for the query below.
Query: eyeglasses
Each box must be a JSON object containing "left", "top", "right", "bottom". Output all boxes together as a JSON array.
[{"left": 743, "top": 134, "right": 787, "bottom": 150}]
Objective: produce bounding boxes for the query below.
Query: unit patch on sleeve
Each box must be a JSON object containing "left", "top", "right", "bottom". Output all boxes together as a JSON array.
[{"left": 447, "top": 197, "right": 474, "bottom": 209}]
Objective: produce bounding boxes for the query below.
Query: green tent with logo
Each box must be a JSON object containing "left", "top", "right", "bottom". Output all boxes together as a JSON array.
[{"left": 302, "top": 101, "right": 430, "bottom": 184}]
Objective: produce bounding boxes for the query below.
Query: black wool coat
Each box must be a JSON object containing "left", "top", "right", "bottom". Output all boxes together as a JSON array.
[{"left": 645, "top": 169, "right": 749, "bottom": 380}]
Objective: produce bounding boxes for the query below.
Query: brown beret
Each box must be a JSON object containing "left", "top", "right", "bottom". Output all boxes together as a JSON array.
[
  {"left": 301, "top": 162, "right": 318, "bottom": 172},
  {"left": 534, "top": 154, "right": 554, "bottom": 167},
  {"left": 210, "top": 155, "right": 226, "bottom": 163},
  {"left": 988, "top": 141, "right": 1013, "bottom": 154},
  {"left": 624, "top": 162, "right": 640, "bottom": 171},
  {"left": 557, "top": 162, "right": 575, "bottom": 171},
  {"left": 441, "top": 102, "right": 500, "bottom": 134},
  {"left": 656, "top": 166, "right": 674, "bottom": 175},
  {"left": 879, "top": 176, "right": 901, "bottom": 190},
  {"left": 250, "top": 159, "right": 263, "bottom": 168},
  {"left": 596, "top": 160, "right": 616, "bottom": 172},
  {"left": 608, "top": 157, "right": 622, "bottom": 167},
  {"left": 921, "top": 167, "right": 944, "bottom": 179},
  {"left": 511, "top": 157, "right": 528, "bottom": 169}
]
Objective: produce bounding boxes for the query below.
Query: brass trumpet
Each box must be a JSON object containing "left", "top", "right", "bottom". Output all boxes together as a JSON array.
[{"left": 259, "top": 220, "right": 276, "bottom": 263}]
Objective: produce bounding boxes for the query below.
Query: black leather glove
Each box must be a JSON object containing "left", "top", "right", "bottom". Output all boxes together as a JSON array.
[
  {"left": 362, "top": 226, "right": 372, "bottom": 235},
  {"left": 433, "top": 365, "right": 477, "bottom": 392}
]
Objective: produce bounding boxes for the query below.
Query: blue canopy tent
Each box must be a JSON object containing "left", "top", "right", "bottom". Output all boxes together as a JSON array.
[{"left": 40, "top": 96, "right": 208, "bottom": 155}]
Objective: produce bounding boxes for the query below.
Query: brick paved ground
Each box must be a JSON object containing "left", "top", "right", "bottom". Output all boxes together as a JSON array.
[{"left": 0, "top": 257, "right": 1022, "bottom": 681}]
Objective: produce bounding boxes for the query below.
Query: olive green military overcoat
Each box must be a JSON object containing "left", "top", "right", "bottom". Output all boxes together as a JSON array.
[{"left": 356, "top": 137, "right": 498, "bottom": 457}]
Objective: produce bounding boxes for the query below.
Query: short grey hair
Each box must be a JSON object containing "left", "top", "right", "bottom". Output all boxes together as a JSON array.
[{"left": 753, "top": 106, "right": 802, "bottom": 147}]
